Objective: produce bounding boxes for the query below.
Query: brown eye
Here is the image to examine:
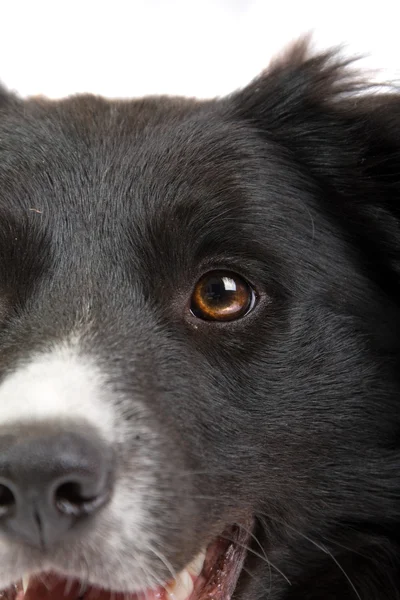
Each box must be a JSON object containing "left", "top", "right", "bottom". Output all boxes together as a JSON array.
[{"left": 191, "top": 271, "right": 255, "bottom": 322}]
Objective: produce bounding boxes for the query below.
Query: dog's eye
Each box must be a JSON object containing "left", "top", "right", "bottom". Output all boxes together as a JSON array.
[{"left": 190, "top": 271, "right": 255, "bottom": 321}]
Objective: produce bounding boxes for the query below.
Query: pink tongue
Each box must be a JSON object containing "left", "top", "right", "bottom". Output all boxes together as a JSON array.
[{"left": 23, "top": 575, "right": 166, "bottom": 600}]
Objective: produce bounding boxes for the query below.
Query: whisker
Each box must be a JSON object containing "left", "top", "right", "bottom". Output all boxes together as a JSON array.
[
  {"left": 259, "top": 513, "right": 361, "bottom": 600},
  {"left": 259, "top": 512, "right": 368, "bottom": 559},
  {"left": 236, "top": 523, "right": 273, "bottom": 596},
  {"left": 240, "top": 564, "right": 280, "bottom": 598},
  {"left": 37, "top": 573, "right": 51, "bottom": 592},
  {"left": 318, "top": 543, "right": 362, "bottom": 600},
  {"left": 147, "top": 543, "right": 178, "bottom": 586},
  {"left": 63, "top": 576, "right": 74, "bottom": 597},
  {"left": 127, "top": 550, "right": 161, "bottom": 598},
  {"left": 77, "top": 578, "right": 88, "bottom": 600},
  {"left": 319, "top": 533, "right": 373, "bottom": 562},
  {"left": 219, "top": 533, "right": 291, "bottom": 586}
]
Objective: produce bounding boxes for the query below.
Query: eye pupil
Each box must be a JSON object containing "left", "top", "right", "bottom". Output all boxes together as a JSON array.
[{"left": 191, "top": 271, "right": 254, "bottom": 322}]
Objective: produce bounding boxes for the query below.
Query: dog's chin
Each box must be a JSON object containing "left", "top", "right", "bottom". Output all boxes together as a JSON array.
[{"left": 1, "top": 524, "right": 251, "bottom": 600}]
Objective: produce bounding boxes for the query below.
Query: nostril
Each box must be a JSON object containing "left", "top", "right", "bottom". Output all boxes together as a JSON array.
[
  {"left": 55, "top": 482, "right": 85, "bottom": 516},
  {"left": 0, "top": 483, "right": 16, "bottom": 516},
  {"left": 55, "top": 481, "right": 109, "bottom": 517},
  {"left": 0, "top": 430, "right": 115, "bottom": 548}
]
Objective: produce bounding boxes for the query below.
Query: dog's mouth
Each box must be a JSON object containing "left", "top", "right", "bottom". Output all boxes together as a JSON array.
[{"left": 1, "top": 524, "right": 250, "bottom": 600}]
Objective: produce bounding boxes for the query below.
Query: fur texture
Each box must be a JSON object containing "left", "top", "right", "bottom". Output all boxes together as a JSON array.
[{"left": 0, "top": 40, "right": 399, "bottom": 599}]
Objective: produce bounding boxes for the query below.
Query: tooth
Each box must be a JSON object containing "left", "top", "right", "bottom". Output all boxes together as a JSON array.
[
  {"left": 166, "top": 569, "right": 194, "bottom": 600},
  {"left": 187, "top": 550, "right": 206, "bottom": 577},
  {"left": 22, "top": 575, "right": 30, "bottom": 592}
]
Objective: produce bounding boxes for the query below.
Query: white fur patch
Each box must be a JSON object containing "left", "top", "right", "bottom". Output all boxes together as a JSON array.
[{"left": 0, "top": 341, "right": 117, "bottom": 443}]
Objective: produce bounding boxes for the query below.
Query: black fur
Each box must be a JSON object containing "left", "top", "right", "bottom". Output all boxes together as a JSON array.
[{"left": 0, "top": 40, "right": 399, "bottom": 599}]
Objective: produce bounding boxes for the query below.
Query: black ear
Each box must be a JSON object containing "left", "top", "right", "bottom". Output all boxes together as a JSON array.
[
  {"left": 228, "top": 38, "right": 400, "bottom": 200},
  {"left": 229, "top": 39, "right": 400, "bottom": 293}
]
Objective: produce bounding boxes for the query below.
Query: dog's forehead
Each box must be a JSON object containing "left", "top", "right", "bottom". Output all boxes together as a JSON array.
[
  {"left": 0, "top": 95, "right": 265, "bottom": 280},
  {"left": 0, "top": 95, "right": 259, "bottom": 233}
]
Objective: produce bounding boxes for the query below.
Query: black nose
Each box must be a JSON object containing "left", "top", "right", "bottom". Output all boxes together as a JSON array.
[{"left": 0, "top": 427, "right": 114, "bottom": 550}]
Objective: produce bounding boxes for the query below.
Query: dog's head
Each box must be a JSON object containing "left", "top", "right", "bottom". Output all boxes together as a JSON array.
[{"left": 0, "top": 41, "right": 399, "bottom": 600}]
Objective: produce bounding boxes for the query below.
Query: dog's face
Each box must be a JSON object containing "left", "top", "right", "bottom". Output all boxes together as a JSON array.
[{"left": 0, "top": 43, "right": 399, "bottom": 600}]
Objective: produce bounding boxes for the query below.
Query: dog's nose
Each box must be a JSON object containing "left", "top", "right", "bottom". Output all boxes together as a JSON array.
[{"left": 0, "top": 428, "right": 114, "bottom": 549}]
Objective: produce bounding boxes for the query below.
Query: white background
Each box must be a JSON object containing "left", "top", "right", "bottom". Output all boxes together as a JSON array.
[{"left": 1, "top": 0, "right": 399, "bottom": 99}]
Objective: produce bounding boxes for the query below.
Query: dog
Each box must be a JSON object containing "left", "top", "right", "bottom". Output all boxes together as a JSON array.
[{"left": 0, "top": 39, "right": 399, "bottom": 600}]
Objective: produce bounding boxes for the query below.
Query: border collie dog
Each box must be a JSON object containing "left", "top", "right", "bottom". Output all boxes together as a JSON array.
[{"left": 0, "top": 40, "right": 399, "bottom": 600}]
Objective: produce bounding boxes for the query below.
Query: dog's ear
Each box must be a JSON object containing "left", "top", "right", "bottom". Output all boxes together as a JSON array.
[
  {"left": 229, "top": 39, "right": 400, "bottom": 291},
  {"left": 228, "top": 38, "right": 400, "bottom": 199}
]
